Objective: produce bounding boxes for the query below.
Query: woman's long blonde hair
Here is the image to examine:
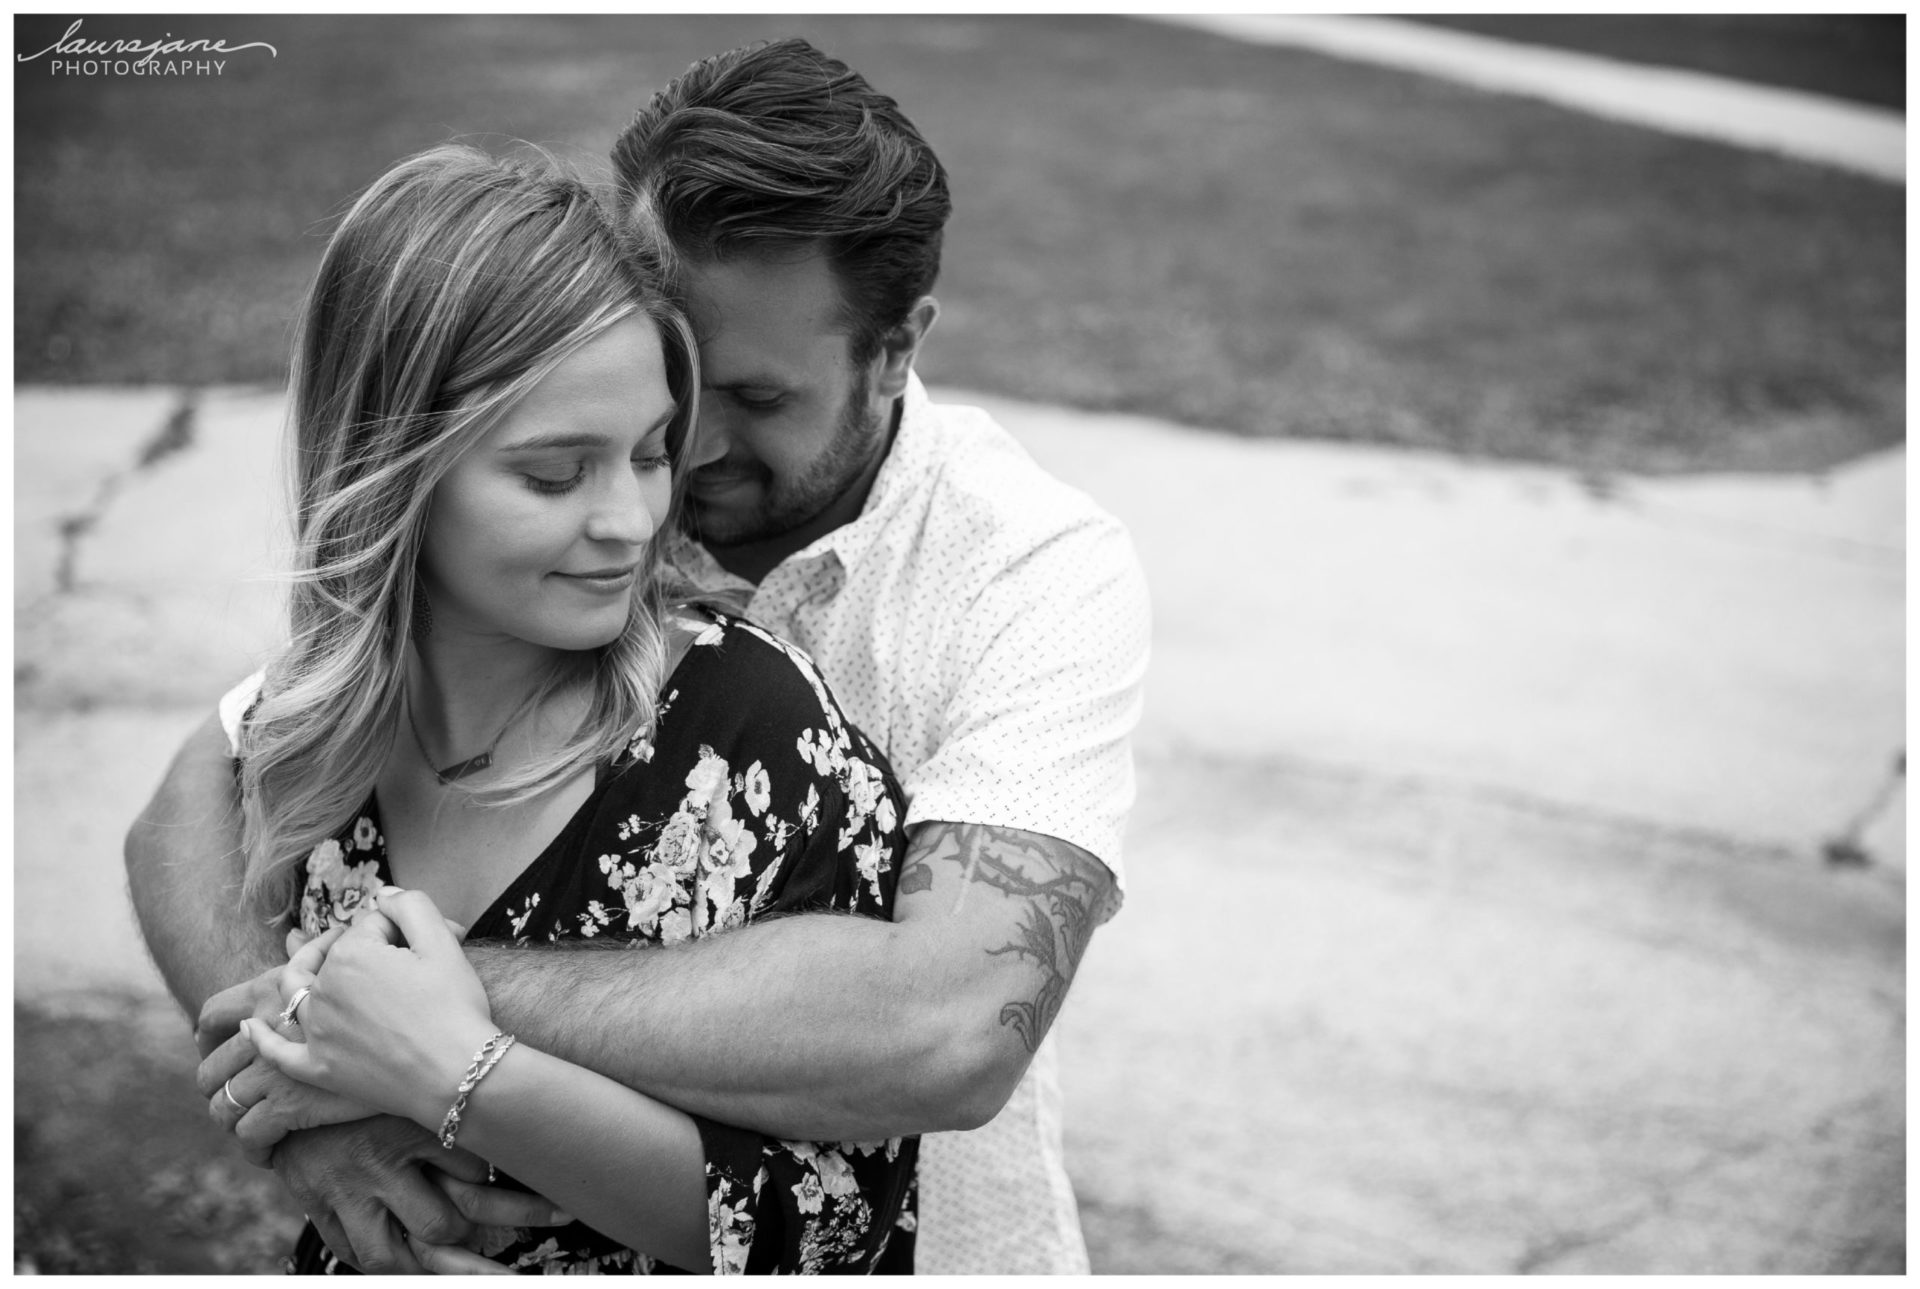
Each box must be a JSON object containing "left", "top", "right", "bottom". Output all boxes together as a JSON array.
[{"left": 239, "top": 144, "right": 705, "bottom": 920}]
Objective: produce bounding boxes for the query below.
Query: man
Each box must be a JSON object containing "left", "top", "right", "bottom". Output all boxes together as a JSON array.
[{"left": 129, "top": 37, "right": 1149, "bottom": 1274}]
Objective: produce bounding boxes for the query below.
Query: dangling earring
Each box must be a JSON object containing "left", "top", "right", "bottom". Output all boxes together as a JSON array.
[{"left": 411, "top": 585, "right": 434, "bottom": 639}]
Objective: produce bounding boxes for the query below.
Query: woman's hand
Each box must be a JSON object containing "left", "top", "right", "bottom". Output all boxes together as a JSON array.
[
  {"left": 203, "top": 1053, "right": 381, "bottom": 1168},
  {"left": 247, "top": 887, "right": 498, "bottom": 1133}
]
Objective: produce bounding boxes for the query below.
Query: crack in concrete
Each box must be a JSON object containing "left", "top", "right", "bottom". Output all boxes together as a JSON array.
[
  {"left": 52, "top": 392, "right": 198, "bottom": 594},
  {"left": 1512, "top": 1128, "right": 1786, "bottom": 1273},
  {"left": 1137, "top": 738, "right": 1809, "bottom": 868},
  {"left": 1513, "top": 1211, "right": 1648, "bottom": 1275}
]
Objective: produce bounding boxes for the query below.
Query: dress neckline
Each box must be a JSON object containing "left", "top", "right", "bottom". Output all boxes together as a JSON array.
[{"left": 361, "top": 614, "right": 725, "bottom": 937}]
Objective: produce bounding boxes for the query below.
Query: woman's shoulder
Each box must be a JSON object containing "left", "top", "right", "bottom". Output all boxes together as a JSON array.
[
  {"left": 660, "top": 609, "right": 849, "bottom": 730},
  {"left": 576, "top": 609, "right": 905, "bottom": 942},
  {"left": 611, "top": 607, "right": 896, "bottom": 802}
]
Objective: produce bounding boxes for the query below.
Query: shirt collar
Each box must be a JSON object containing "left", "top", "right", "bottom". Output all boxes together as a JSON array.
[{"left": 821, "top": 370, "right": 930, "bottom": 568}]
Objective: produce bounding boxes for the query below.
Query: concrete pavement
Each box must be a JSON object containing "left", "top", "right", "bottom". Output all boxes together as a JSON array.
[
  {"left": 13, "top": 383, "right": 1903, "bottom": 1271},
  {"left": 961, "top": 387, "right": 1904, "bottom": 859}
]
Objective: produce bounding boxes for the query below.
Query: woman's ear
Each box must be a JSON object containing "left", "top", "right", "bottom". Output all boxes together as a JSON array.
[{"left": 871, "top": 296, "right": 940, "bottom": 402}]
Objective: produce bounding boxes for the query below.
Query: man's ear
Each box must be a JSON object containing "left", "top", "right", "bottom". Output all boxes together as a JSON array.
[{"left": 872, "top": 296, "right": 940, "bottom": 402}]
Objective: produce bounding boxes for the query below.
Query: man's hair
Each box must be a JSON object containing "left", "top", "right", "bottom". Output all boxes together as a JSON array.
[{"left": 611, "top": 37, "right": 952, "bottom": 364}]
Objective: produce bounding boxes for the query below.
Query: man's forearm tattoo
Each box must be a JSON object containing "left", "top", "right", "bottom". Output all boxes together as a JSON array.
[{"left": 906, "top": 823, "right": 1108, "bottom": 1053}]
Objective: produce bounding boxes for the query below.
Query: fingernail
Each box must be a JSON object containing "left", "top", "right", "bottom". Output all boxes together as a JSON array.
[{"left": 552, "top": 1210, "right": 573, "bottom": 1224}]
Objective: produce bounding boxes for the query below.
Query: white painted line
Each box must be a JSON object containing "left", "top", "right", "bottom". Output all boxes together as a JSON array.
[{"left": 1143, "top": 15, "right": 1904, "bottom": 184}]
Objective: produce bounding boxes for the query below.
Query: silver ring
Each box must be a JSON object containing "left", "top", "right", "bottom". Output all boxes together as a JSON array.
[
  {"left": 278, "top": 984, "right": 314, "bottom": 1028},
  {"left": 223, "top": 1078, "right": 246, "bottom": 1113}
]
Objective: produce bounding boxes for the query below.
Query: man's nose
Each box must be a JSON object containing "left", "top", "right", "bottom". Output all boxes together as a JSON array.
[{"left": 688, "top": 391, "right": 731, "bottom": 471}]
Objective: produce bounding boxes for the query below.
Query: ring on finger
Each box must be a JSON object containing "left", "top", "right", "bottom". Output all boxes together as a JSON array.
[
  {"left": 278, "top": 984, "right": 314, "bottom": 1029},
  {"left": 223, "top": 1078, "right": 246, "bottom": 1113}
]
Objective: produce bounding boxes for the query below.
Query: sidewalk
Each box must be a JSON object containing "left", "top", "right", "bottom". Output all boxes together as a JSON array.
[
  {"left": 1143, "top": 15, "right": 1904, "bottom": 182},
  {"left": 13, "top": 385, "right": 1904, "bottom": 1272}
]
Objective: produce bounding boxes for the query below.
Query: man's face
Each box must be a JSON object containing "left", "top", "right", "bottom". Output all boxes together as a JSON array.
[{"left": 680, "top": 252, "right": 891, "bottom": 550}]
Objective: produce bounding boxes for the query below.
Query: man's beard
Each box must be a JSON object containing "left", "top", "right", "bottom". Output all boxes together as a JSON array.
[{"left": 688, "top": 370, "right": 885, "bottom": 549}]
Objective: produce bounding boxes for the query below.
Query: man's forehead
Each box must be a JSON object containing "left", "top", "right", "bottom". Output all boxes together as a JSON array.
[
  {"left": 685, "top": 253, "right": 846, "bottom": 334},
  {"left": 684, "top": 252, "right": 854, "bottom": 379}
]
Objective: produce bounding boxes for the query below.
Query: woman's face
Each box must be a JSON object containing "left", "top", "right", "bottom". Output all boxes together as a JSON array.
[{"left": 419, "top": 315, "right": 678, "bottom": 655}]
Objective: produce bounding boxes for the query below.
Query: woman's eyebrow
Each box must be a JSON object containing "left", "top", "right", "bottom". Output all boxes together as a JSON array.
[{"left": 497, "top": 432, "right": 610, "bottom": 453}]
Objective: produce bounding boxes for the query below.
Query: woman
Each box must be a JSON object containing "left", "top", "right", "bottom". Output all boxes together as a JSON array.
[{"left": 202, "top": 144, "right": 914, "bottom": 1274}]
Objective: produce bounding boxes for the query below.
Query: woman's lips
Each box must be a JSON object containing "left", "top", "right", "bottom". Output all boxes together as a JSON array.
[{"left": 555, "top": 566, "right": 637, "bottom": 591}]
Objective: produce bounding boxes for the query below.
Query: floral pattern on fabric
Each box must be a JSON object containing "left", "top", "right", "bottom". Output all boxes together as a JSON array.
[
  {"left": 297, "top": 818, "right": 385, "bottom": 935},
  {"left": 289, "top": 612, "right": 915, "bottom": 1275}
]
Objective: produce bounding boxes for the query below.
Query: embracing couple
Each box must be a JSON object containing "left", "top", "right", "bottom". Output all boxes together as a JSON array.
[{"left": 125, "top": 37, "right": 1149, "bottom": 1275}]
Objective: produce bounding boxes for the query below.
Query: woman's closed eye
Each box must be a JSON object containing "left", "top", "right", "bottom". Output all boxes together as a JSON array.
[
  {"left": 524, "top": 465, "right": 585, "bottom": 495},
  {"left": 524, "top": 451, "right": 669, "bottom": 494}
]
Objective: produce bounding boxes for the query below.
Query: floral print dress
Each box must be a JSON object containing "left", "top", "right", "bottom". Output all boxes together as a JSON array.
[{"left": 285, "top": 613, "right": 916, "bottom": 1275}]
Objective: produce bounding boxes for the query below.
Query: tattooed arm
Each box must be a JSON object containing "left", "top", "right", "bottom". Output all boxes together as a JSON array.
[
  {"left": 897, "top": 822, "right": 1115, "bottom": 1058},
  {"left": 462, "top": 819, "right": 1114, "bottom": 1139}
]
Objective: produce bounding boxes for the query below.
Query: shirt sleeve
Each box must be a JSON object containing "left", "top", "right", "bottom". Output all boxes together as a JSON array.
[
  {"left": 218, "top": 669, "right": 266, "bottom": 755},
  {"left": 901, "top": 515, "right": 1151, "bottom": 901}
]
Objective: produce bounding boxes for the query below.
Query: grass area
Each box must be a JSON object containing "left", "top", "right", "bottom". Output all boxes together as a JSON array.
[
  {"left": 1403, "top": 15, "right": 1906, "bottom": 109},
  {"left": 14, "top": 14, "right": 1904, "bottom": 473},
  {"left": 14, "top": 997, "right": 305, "bottom": 1274}
]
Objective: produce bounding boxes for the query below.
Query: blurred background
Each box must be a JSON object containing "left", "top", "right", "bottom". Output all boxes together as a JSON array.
[{"left": 14, "top": 14, "right": 1905, "bottom": 1273}]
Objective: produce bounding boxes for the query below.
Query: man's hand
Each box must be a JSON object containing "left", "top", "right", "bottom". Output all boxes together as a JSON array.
[
  {"left": 201, "top": 1035, "right": 376, "bottom": 1169},
  {"left": 269, "top": 1117, "right": 573, "bottom": 1274},
  {"left": 195, "top": 964, "right": 292, "bottom": 1058}
]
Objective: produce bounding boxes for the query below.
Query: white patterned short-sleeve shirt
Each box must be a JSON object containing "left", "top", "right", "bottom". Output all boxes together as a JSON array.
[{"left": 685, "top": 374, "right": 1152, "bottom": 1274}]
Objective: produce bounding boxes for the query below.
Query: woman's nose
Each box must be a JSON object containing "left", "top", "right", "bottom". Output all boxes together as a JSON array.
[{"left": 584, "top": 471, "right": 658, "bottom": 546}]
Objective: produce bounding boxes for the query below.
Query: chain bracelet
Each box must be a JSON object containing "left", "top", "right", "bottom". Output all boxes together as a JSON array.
[{"left": 439, "top": 1032, "right": 516, "bottom": 1150}]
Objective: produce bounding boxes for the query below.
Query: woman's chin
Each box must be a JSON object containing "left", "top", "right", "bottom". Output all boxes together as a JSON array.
[{"left": 544, "top": 611, "right": 632, "bottom": 653}]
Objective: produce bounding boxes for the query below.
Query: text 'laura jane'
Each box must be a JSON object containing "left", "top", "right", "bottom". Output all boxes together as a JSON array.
[{"left": 18, "top": 18, "right": 277, "bottom": 75}]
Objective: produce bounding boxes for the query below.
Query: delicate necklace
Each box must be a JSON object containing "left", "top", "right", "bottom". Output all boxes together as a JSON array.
[{"left": 405, "top": 690, "right": 528, "bottom": 786}]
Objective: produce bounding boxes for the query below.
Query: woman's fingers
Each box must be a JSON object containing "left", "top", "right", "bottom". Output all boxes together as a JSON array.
[
  {"left": 195, "top": 1027, "right": 257, "bottom": 1100},
  {"left": 194, "top": 972, "right": 274, "bottom": 1057},
  {"left": 373, "top": 886, "right": 461, "bottom": 957},
  {"left": 342, "top": 908, "right": 402, "bottom": 947},
  {"left": 242, "top": 1017, "right": 322, "bottom": 1085},
  {"left": 276, "top": 927, "right": 341, "bottom": 1027},
  {"left": 206, "top": 1080, "right": 247, "bottom": 1134},
  {"left": 205, "top": 1050, "right": 272, "bottom": 1134},
  {"left": 287, "top": 922, "right": 347, "bottom": 977},
  {"left": 407, "top": 1234, "right": 516, "bottom": 1275},
  {"left": 232, "top": 1072, "right": 380, "bottom": 1167}
]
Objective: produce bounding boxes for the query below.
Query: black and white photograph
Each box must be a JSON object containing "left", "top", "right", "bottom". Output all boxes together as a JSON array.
[{"left": 13, "top": 12, "right": 1904, "bottom": 1275}]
